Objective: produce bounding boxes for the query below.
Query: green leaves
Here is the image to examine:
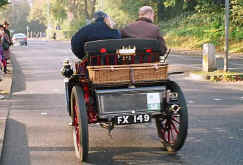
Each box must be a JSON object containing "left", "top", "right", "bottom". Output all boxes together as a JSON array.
[
  {"left": 164, "top": 0, "right": 176, "bottom": 7},
  {"left": 0, "top": 0, "right": 9, "bottom": 8},
  {"left": 51, "top": 0, "right": 67, "bottom": 24}
]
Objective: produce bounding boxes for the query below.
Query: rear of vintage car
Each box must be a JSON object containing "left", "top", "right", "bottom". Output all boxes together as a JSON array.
[
  {"left": 83, "top": 39, "right": 170, "bottom": 125},
  {"left": 95, "top": 85, "right": 167, "bottom": 125},
  {"left": 63, "top": 38, "right": 187, "bottom": 157}
]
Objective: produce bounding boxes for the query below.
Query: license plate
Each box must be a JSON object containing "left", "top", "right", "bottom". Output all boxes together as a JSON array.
[{"left": 115, "top": 114, "right": 151, "bottom": 125}]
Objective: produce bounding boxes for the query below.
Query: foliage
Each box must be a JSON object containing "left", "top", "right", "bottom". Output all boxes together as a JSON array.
[
  {"left": 0, "top": 0, "right": 8, "bottom": 8},
  {"left": 56, "top": 0, "right": 96, "bottom": 21},
  {"left": 28, "top": 20, "right": 46, "bottom": 33},
  {"left": 231, "top": 0, "right": 243, "bottom": 26},
  {"left": 50, "top": 0, "right": 67, "bottom": 24},
  {"left": 162, "top": 0, "right": 243, "bottom": 53},
  {"left": 0, "top": 0, "right": 30, "bottom": 33},
  {"left": 193, "top": 70, "right": 243, "bottom": 82},
  {"left": 6, "top": 0, "right": 241, "bottom": 53},
  {"left": 28, "top": 0, "right": 47, "bottom": 24}
]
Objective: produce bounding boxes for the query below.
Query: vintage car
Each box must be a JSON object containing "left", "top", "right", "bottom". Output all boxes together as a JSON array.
[{"left": 61, "top": 38, "right": 188, "bottom": 162}]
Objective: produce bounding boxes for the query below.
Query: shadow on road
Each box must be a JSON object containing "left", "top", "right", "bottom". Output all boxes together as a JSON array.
[
  {"left": 11, "top": 53, "right": 26, "bottom": 93},
  {"left": 0, "top": 119, "right": 31, "bottom": 165},
  {"left": 86, "top": 147, "right": 183, "bottom": 165}
]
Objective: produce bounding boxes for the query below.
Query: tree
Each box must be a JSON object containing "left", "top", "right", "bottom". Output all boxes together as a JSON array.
[
  {"left": 28, "top": 0, "right": 47, "bottom": 25},
  {"left": 0, "top": 0, "right": 30, "bottom": 33},
  {"left": 51, "top": 0, "right": 67, "bottom": 24},
  {"left": 28, "top": 20, "right": 47, "bottom": 33},
  {"left": 84, "top": 0, "right": 96, "bottom": 21},
  {"left": 57, "top": 0, "right": 96, "bottom": 23},
  {"left": 0, "top": 0, "right": 9, "bottom": 8},
  {"left": 231, "top": 0, "right": 243, "bottom": 26}
]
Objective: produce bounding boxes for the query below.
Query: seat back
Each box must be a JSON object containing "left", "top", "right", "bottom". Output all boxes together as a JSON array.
[{"left": 84, "top": 38, "right": 162, "bottom": 66}]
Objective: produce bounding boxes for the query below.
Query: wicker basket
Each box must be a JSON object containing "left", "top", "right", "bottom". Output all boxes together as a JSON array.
[{"left": 87, "top": 63, "right": 168, "bottom": 84}]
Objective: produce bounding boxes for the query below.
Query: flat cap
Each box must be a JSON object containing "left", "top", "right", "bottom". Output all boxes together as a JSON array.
[{"left": 93, "top": 11, "right": 108, "bottom": 20}]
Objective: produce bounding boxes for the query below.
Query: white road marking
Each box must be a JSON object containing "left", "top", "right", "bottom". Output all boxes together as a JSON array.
[
  {"left": 229, "top": 61, "right": 243, "bottom": 66},
  {"left": 213, "top": 98, "right": 224, "bottom": 101},
  {"left": 214, "top": 128, "right": 226, "bottom": 133},
  {"left": 188, "top": 100, "right": 195, "bottom": 104},
  {"left": 41, "top": 112, "right": 48, "bottom": 116}
]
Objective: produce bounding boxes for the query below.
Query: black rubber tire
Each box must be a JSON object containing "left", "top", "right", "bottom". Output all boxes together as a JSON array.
[
  {"left": 71, "top": 86, "right": 89, "bottom": 161},
  {"left": 64, "top": 81, "right": 71, "bottom": 116},
  {"left": 155, "top": 81, "right": 188, "bottom": 152}
]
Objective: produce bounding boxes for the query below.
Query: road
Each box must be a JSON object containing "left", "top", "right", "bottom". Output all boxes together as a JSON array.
[{"left": 1, "top": 40, "right": 243, "bottom": 165}]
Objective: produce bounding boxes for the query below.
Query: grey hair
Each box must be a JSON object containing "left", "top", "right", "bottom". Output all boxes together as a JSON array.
[{"left": 139, "top": 6, "right": 154, "bottom": 17}]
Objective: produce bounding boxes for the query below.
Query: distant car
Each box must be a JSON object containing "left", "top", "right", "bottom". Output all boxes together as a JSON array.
[{"left": 12, "top": 33, "right": 27, "bottom": 46}]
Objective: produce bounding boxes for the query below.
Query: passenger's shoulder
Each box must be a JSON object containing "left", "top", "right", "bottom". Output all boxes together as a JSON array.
[
  {"left": 111, "top": 29, "right": 120, "bottom": 33},
  {"left": 111, "top": 29, "right": 121, "bottom": 38},
  {"left": 154, "top": 25, "right": 160, "bottom": 31},
  {"left": 147, "top": 22, "right": 159, "bottom": 30},
  {"left": 124, "top": 22, "right": 137, "bottom": 27}
]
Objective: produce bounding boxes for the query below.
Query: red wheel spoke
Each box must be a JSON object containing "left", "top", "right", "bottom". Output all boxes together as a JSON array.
[
  {"left": 167, "top": 128, "right": 171, "bottom": 144},
  {"left": 164, "top": 120, "right": 170, "bottom": 143},
  {"left": 171, "top": 121, "right": 179, "bottom": 135},
  {"left": 170, "top": 127, "right": 175, "bottom": 143},
  {"left": 158, "top": 118, "right": 180, "bottom": 144},
  {"left": 76, "top": 130, "right": 80, "bottom": 148},
  {"left": 172, "top": 117, "right": 180, "bottom": 124},
  {"left": 161, "top": 128, "right": 165, "bottom": 137},
  {"left": 159, "top": 120, "right": 167, "bottom": 141},
  {"left": 164, "top": 130, "right": 168, "bottom": 142}
]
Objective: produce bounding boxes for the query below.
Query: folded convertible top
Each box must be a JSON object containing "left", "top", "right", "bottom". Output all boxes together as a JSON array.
[{"left": 84, "top": 38, "right": 162, "bottom": 54}]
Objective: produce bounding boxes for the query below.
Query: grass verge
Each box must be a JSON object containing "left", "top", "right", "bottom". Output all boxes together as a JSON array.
[{"left": 191, "top": 70, "right": 243, "bottom": 82}]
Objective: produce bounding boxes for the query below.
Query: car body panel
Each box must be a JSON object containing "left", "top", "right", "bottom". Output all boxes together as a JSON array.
[{"left": 12, "top": 33, "right": 27, "bottom": 46}]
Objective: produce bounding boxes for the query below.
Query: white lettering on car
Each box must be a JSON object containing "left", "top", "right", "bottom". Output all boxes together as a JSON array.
[
  {"left": 144, "top": 114, "right": 150, "bottom": 122},
  {"left": 123, "top": 116, "right": 129, "bottom": 124},
  {"left": 117, "top": 116, "right": 123, "bottom": 124}
]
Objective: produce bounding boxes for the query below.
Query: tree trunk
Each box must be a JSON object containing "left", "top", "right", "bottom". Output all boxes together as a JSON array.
[
  {"left": 157, "top": 0, "right": 166, "bottom": 21},
  {"left": 91, "top": 0, "right": 96, "bottom": 18},
  {"left": 84, "top": 0, "right": 90, "bottom": 20},
  {"left": 174, "top": 0, "right": 184, "bottom": 16},
  {"left": 84, "top": 0, "right": 96, "bottom": 23},
  {"left": 185, "top": 0, "right": 197, "bottom": 12}
]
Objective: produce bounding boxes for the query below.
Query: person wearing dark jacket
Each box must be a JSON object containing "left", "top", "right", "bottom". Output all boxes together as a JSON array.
[
  {"left": 3, "top": 21, "right": 11, "bottom": 44},
  {"left": 71, "top": 11, "right": 121, "bottom": 59},
  {"left": 2, "top": 21, "right": 11, "bottom": 73},
  {"left": 121, "top": 6, "right": 167, "bottom": 55}
]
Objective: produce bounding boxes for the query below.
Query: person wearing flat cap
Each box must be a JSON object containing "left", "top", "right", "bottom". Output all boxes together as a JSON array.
[
  {"left": 3, "top": 21, "right": 11, "bottom": 42},
  {"left": 71, "top": 11, "right": 121, "bottom": 59},
  {"left": 2, "top": 21, "right": 11, "bottom": 73}
]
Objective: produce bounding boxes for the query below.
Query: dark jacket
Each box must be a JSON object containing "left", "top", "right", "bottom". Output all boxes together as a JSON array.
[
  {"left": 4, "top": 29, "right": 10, "bottom": 40},
  {"left": 121, "top": 17, "right": 167, "bottom": 55},
  {"left": 3, "top": 28, "right": 11, "bottom": 47},
  {"left": 71, "top": 19, "right": 121, "bottom": 59}
]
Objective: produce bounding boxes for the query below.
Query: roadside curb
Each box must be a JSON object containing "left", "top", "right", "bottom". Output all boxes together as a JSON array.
[
  {"left": 0, "top": 57, "right": 13, "bottom": 160},
  {"left": 171, "top": 49, "right": 243, "bottom": 58},
  {"left": 188, "top": 72, "right": 208, "bottom": 81},
  {"left": 0, "top": 62, "right": 13, "bottom": 99},
  {"left": 188, "top": 71, "right": 243, "bottom": 82},
  {"left": 171, "top": 50, "right": 202, "bottom": 56},
  {"left": 0, "top": 110, "right": 9, "bottom": 160}
]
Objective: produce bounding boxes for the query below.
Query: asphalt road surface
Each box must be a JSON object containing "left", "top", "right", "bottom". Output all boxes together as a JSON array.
[{"left": 1, "top": 40, "right": 243, "bottom": 165}]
